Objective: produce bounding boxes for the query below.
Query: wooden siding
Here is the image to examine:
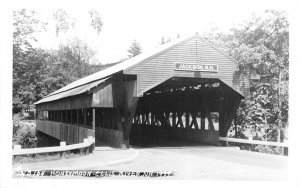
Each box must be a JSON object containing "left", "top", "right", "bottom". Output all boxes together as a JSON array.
[
  {"left": 123, "top": 79, "right": 137, "bottom": 112},
  {"left": 36, "top": 74, "right": 124, "bottom": 111},
  {"left": 36, "top": 93, "right": 92, "bottom": 111},
  {"left": 95, "top": 127, "right": 123, "bottom": 148},
  {"left": 91, "top": 74, "right": 123, "bottom": 108},
  {"left": 125, "top": 36, "right": 249, "bottom": 97},
  {"left": 36, "top": 120, "right": 94, "bottom": 145}
]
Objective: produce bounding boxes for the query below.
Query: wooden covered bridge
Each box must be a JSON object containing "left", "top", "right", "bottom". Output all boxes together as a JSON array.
[{"left": 35, "top": 34, "right": 249, "bottom": 148}]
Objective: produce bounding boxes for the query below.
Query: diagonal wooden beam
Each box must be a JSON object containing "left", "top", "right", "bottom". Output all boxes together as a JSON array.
[
  {"left": 220, "top": 97, "right": 241, "bottom": 137},
  {"left": 154, "top": 115, "right": 161, "bottom": 126},
  {"left": 165, "top": 112, "right": 171, "bottom": 127},
  {"left": 176, "top": 112, "right": 184, "bottom": 128},
  {"left": 190, "top": 112, "right": 199, "bottom": 129},
  {"left": 172, "top": 112, "right": 176, "bottom": 127},
  {"left": 153, "top": 111, "right": 171, "bottom": 127}
]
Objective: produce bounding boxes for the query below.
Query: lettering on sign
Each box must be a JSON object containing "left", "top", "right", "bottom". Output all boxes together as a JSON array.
[{"left": 174, "top": 63, "right": 219, "bottom": 72}]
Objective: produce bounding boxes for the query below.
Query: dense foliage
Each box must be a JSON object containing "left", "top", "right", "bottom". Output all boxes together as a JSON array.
[
  {"left": 203, "top": 10, "right": 289, "bottom": 143},
  {"left": 13, "top": 9, "right": 105, "bottom": 113}
]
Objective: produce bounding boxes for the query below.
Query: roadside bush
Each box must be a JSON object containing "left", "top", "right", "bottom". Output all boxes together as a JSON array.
[
  {"left": 254, "top": 145, "right": 283, "bottom": 155},
  {"left": 13, "top": 122, "right": 37, "bottom": 148}
]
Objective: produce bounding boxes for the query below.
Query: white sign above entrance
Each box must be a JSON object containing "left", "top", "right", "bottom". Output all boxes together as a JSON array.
[{"left": 174, "top": 63, "right": 219, "bottom": 72}]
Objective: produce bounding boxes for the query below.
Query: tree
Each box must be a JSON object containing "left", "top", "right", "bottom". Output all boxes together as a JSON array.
[
  {"left": 13, "top": 10, "right": 105, "bottom": 113},
  {"left": 55, "top": 37, "right": 100, "bottom": 79},
  {"left": 53, "top": 9, "right": 75, "bottom": 37},
  {"left": 203, "top": 10, "right": 289, "bottom": 147},
  {"left": 127, "top": 40, "right": 142, "bottom": 58},
  {"left": 13, "top": 9, "right": 46, "bottom": 112},
  {"left": 88, "top": 10, "right": 103, "bottom": 35},
  {"left": 232, "top": 11, "right": 288, "bottom": 144},
  {"left": 159, "top": 36, "right": 171, "bottom": 45}
]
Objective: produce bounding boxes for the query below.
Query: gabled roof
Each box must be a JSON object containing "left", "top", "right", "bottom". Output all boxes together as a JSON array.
[
  {"left": 35, "top": 33, "right": 244, "bottom": 105},
  {"left": 49, "top": 35, "right": 195, "bottom": 96},
  {"left": 35, "top": 35, "right": 197, "bottom": 105}
]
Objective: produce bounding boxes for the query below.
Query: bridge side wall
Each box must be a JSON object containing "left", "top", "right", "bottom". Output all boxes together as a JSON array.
[
  {"left": 36, "top": 120, "right": 94, "bottom": 145},
  {"left": 95, "top": 127, "right": 123, "bottom": 148}
]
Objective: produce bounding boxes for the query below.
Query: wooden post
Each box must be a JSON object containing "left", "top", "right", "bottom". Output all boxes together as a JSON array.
[
  {"left": 91, "top": 109, "right": 96, "bottom": 151},
  {"left": 116, "top": 108, "right": 123, "bottom": 131},
  {"left": 284, "top": 147, "right": 288, "bottom": 156},
  {"left": 123, "top": 97, "right": 139, "bottom": 148},
  {"left": 186, "top": 112, "right": 190, "bottom": 129},
  {"left": 201, "top": 111, "right": 205, "bottom": 130},
  {"left": 150, "top": 112, "right": 153, "bottom": 125},
  {"left": 277, "top": 70, "right": 282, "bottom": 153},
  {"left": 234, "top": 115, "right": 237, "bottom": 138},
  {"left": 92, "top": 108, "right": 96, "bottom": 131},
  {"left": 218, "top": 96, "right": 225, "bottom": 145},
  {"left": 71, "top": 109, "right": 73, "bottom": 124},
  {"left": 77, "top": 109, "right": 79, "bottom": 125},
  {"left": 84, "top": 109, "right": 87, "bottom": 127},
  {"left": 142, "top": 112, "right": 146, "bottom": 124}
]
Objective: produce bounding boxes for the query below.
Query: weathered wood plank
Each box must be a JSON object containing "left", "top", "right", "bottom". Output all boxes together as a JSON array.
[{"left": 36, "top": 120, "right": 93, "bottom": 145}]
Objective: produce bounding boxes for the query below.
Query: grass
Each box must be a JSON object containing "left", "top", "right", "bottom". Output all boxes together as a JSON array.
[{"left": 13, "top": 146, "right": 94, "bottom": 164}]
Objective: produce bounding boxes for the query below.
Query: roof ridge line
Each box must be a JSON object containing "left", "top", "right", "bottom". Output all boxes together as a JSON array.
[
  {"left": 198, "top": 37, "right": 239, "bottom": 66},
  {"left": 124, "top": 34, "right": 197, "bottom": 73}
]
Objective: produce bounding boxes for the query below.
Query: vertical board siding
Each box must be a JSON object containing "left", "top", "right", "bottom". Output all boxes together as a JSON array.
[
  {"left": 37, "top": 74, "right": 125, "bottom": 111},
  {"left": 95, "top": 127, "right": 123, "bottom": 148},
  {"left": 92, "top": 74, "right": 123, "bottom": 108},
  {"left": 125, "top": 36, "right": 249, "bottom": 97},
  {"left": 36, "top": 120, "right": 94, "bottom": 144},
  {"left": 94, "top": 107, "right": 124, "bottom": 148},
  {"left": 37, "top": 93, "right": 92, "bottom": 111},
  {"left": 123, "top": 80, "right": 137, "bottom": 111}
]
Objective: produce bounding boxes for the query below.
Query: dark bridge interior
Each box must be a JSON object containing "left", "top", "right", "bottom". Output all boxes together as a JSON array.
[{"left": 129, "top": 77, "right": 226, "bottom": 147}]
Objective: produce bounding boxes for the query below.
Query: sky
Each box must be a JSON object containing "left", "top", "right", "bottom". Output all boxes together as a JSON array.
[{"left": 30, "top": 0, "right": 289, "bottom": 64}]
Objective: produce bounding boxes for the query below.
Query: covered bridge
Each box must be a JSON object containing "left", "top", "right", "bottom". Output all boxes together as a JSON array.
[{"left": 35, "top": 34, "right": 249, "bottom": 148}]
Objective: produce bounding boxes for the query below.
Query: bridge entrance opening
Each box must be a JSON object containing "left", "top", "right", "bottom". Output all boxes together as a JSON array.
[{"left": 129, "top": 77, "right": 238, "bottom": 147}]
